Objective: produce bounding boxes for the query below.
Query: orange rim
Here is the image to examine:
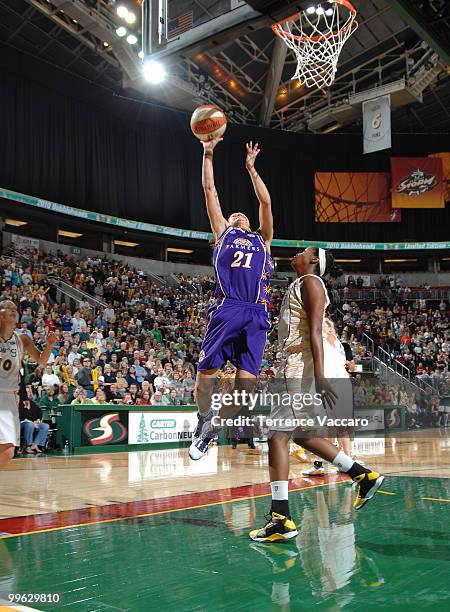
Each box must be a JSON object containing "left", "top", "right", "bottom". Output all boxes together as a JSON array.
[{"left": 272, "top": 0, "right": 357, "bottom": 43}]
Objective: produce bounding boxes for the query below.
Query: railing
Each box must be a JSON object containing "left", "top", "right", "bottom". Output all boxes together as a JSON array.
[
  {"left": 166, "top": 274, "right": 181, "bottom": 289},
  {"left": 47, "top": 276, "right": 107, "bottom": 315},
  {"left": 372, "top": 357, "right": 434, "bottom": 400},
  {"left": 413, "top": 374, "right": 438, "bottom": 396},
  {"left": 336, "top": 287, "right": 450, "bottom": 302},
  {"left": 377, "top": 345, "right": 413, "bottom": 381},
  {"left": 361, "top": 333, "right": 440, "bottom": 397},
  {"left": 146, "top": 271, "right": 166, "bottom": 288},
  {"left": 361, "top": 333, "right": 375, "bottom": 356}
]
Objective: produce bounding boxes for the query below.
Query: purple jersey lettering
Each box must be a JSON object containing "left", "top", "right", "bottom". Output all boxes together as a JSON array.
[{"left": 213, "top": 227, "right": 273, "bottom": 304}]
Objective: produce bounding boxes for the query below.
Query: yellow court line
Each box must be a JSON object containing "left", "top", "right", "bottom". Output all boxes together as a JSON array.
[
  {"left": 0, "top": 479, "right": 349, "bottom": 540},
  {"left": 421, "top": 497, "right": 450, "bottom": 503},
  {"left": 377, "top": 490, "right": 397, "bottom": 495}
]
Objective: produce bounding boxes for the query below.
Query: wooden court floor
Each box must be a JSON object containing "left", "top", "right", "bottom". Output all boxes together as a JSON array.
[{"left": 0, "top": 429, "right": 449, "bottom": 611}]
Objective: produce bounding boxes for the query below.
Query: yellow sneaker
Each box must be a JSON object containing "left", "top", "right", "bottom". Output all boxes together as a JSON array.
[
  {"left": 249, "top": 512, "right": 298, "bottom": 542},
  {"left": 353, "top": 471, "right": 384, "bottom": 510},
  {"left": 292, "top": 449, "right": 309, "bottom": 462}
]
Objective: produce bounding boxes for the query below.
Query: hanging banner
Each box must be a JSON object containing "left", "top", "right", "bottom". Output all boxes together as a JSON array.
[
  {"left": 2, "top": 186, "right": 449, "bottom": 250},
  {"left": 363, "top": 94, "right": 391, "bottom": 154},
  {"left": 10, "top": 233, "right": 39, "bottom": 250},
  {"left": 429, "top": 152, "right": 450, "bottom": 202},
  {"left": 315, "top": 172, "right": 400, "bottom": 222},
  {"left": 391, "top": 157, "right": 444, "bottom": 208}
]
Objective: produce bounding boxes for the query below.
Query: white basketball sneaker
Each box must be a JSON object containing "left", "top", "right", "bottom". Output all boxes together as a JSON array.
[{"left": 189, "top": 421, "right": 217, "bottom": 461}]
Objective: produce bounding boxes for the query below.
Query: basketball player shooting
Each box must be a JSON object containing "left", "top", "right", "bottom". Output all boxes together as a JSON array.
[
  {"left": 0, "top": 300, "right": 56, "bottom": 469},
  {"left": 189, "top": 137, "right": 273, "bottom": 460}
]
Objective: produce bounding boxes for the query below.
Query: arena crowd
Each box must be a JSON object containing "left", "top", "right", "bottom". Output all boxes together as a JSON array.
[{"left": 0, "top": 245, "right": 448, "bottom": 417}]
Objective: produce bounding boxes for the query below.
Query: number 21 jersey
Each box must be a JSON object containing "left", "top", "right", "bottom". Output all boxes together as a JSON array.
[{"left": 213, "top": 226, "right": 273, "bottom": 304}]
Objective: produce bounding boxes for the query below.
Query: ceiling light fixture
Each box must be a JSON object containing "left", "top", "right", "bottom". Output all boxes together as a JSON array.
[
  {"left": 143, "top": 59, "right": 166, "bottom": 83},
  {"left": 5, "top": 219, "right": 28, "bottom": 227},
  {"left": 58, "top": 230, "right": 83, "bottom": 238},
  {"left": 117, "top": 5, "right": 128, "bottom": 19},
  {"left": 114, "top": 240, "right": 139, "bottom": 247}
]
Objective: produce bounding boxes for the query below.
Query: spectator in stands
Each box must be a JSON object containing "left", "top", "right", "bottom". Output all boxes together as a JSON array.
[
  {"left": 181, "top": 370, "right": 195, "bottom": 404},
  {"left": 103, "top": 303, "right": 115, "bottom": 326},
  {"left": 168, "top": 389, "right": 181, "bottom": 406},
  {"left": 151, "top": 390, "right": 167, "bottom": 406},
  {"left": 102, "top": 364, "right": 116, "bottom": 389},
  {"left": 41, "top": 365, "right": 60, "bottom": 389},
  {"left": 150, "top": 322, "right": 163, "bottom": 344},
  {"left": 38, "top": 386, "right": 60, "bottom": 413},
  {"left": 92, "top": 388, "right": 107, "bottom": 404},
  {"left": 57, "top": 382, "right": 73, "bottom": 405},
  {"left": 115, "top": 371, "right": 128, "bottom": 394},
  {"left": 137, "top": 390, "right": 152, "bottom": 406},
  {"left": 122, "top": 392, "right": 133, "bottom": 405},
  {"left": 19, "top": 397, "right": 50, "bottom": 454},
  {"left": 75, "top": 358, "right": 94, "bottom": 396},
  {"left": 71, "top": 387, "right": 94, "bottom": 405},
  {"left": 153, "top": 368, "right": 170, "bottom": 390},
  {"left": 140, "top": 380, "right": 153, "bottom": 397},
  {"left": 71, "top": 311, "right": 87, "bottom": 335},
  {"left": 129, "top": 383, "right": 139, "bottom": 404},
  {"left": 107, "top": 383, "right": 123, "bottom": 403},
  {"left": 126, "top": 366, "right": 140, "bottom": 389}
]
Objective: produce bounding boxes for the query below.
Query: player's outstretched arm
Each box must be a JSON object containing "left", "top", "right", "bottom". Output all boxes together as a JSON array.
[
  {"left": 21, "top": 332, "right": 57, "bottom": 366},
  {"left": 302, "top": 277, "right": 337, "bottom": 411},
  {"left": 246, "top": 141, "right": 273, "bottom": 246},
  {"left": 202, "top": 136, "right": 227, "bottom": 240}
]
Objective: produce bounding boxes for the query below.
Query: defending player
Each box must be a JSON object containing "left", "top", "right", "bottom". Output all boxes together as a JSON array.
[
  {"left": 0, "top": 300, "right": 56, "bottom": 469},
  {"left": 249, "top": 248, "right": 384, "bottom": 542},
  {"left": 189, "top": 137, "right": 273, "bottom": 460},
  {"left": 302, "top": 317, "right": 355, "bottom": 476}
]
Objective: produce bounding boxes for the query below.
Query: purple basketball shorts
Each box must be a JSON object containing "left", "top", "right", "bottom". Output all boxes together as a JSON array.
[{"left": 197, "top": 299, "right": 270, "bottom": 376}]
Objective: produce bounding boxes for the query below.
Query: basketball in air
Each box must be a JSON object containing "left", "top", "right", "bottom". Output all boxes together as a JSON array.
[{"left": 190, "top": 104, "right": 227, "bottom": 141}]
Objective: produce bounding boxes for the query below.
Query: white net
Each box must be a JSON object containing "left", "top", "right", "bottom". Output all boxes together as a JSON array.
[{"left": 272, "top": 1, "right": 358, "bottom": 88}]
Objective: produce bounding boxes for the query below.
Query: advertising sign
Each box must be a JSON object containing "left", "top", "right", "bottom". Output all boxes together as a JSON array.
[
  {"left": 129, "top": 411, "right": 198, "bottom": 445},
  {"left": 82, "top": 411, "right": 128, "bottom": 446},
  {"left": 354, "top": 409, "right": 385, "bottom": 432}
]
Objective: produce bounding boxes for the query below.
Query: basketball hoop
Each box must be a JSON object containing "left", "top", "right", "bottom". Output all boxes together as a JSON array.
[{"left": 272, "top": 0, "right": 358, "bottom": 88}]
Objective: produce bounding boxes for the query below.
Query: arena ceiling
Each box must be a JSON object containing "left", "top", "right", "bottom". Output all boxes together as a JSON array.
[{"left": 0, "top": 0, "right": 449, "bottom": 133}]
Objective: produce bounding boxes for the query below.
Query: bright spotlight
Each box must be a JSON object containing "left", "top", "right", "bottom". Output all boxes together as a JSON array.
[
  {"left": 306, "top": 6, "right": 316, "bottom": 14},
  {"left": 138, "top": 50, "right": 144, "bottom": 59},
  {"left": 143, "top": 59, "right": 166, "bottom": 84},
  {"left": 117, "top": 5, "right": 128, "bottom": 19},
  {"left": 127, "top": 34, "right": 138, "bottom": 45},
  {"left": 116, "top": 26, "right": 127, "bottom": 37},
  {"left": 316, "top": 6, "right": 325, "bottom": 15},
  {"left": 325, "top": 8, "right": 333, "bottom": 16},
  {"left": 125, "top": 12, "right": 136, "bottom": 24}
]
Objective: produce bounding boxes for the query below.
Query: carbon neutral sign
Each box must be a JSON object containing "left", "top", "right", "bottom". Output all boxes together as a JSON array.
[{"left": 128, "top": 411, "right": 198, "bottom": 444}]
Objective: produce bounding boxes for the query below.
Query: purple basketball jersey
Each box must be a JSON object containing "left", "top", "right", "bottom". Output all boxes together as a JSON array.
[{"left": 213, "top": 226, "right": 273, "bottom": 304}]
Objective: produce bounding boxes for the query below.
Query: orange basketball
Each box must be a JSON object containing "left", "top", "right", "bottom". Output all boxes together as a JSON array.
[{"left": 190, "top": 104, "right": 227, "bottom": 141}]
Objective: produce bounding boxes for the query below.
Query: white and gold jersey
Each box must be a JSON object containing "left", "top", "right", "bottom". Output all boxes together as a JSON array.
[
  {"left": 278, "top": 274, "right": 330, "bottom": 356},
  {"left": 0, "top": 332, "right": 23, "bottom": 394}
]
